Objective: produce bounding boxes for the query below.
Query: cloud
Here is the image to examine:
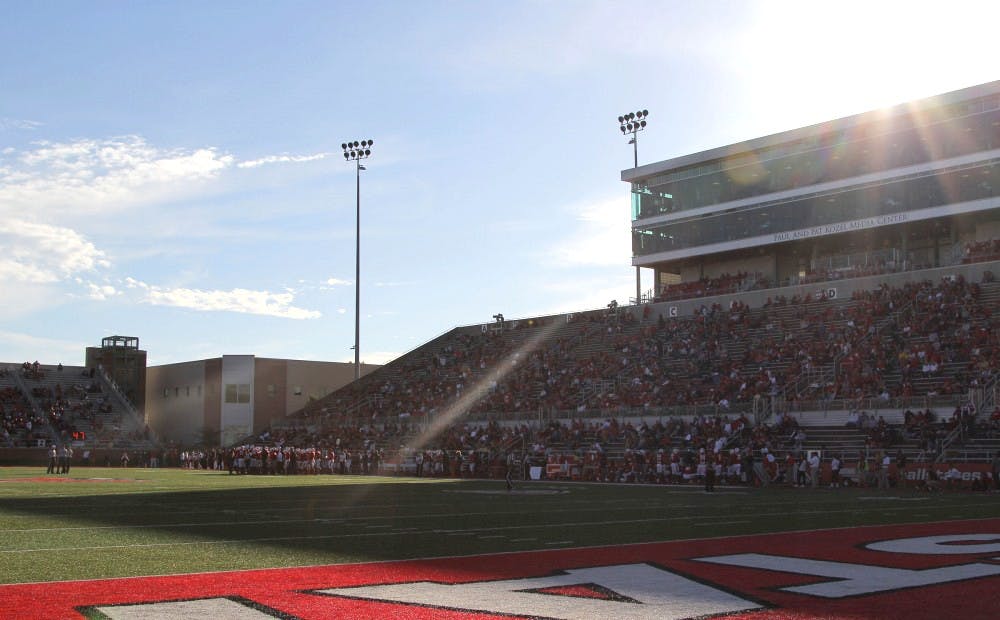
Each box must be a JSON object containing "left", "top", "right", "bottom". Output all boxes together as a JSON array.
[
  {"left": 84, "top": 282, "right": 120, "bottom": 301},
  {"left": 326, "top": 277, "right": 352, "bottom": 286},
  {"left": 545, "top": 193, "right": 632, "bottom": 268},
  {"left": 126, "top": 278, "right": 320, "bottom": 319},
  {"left": 535, "top": 276, "right": 636, "bottom": 316},
  {"left": 440, "top": 3, "right": 736, "bottom": 87},
  {"left": 0, "top": 137, "right": 343, "bottom": 230},
  {"left": 0, "top": 330, "right": 86, "bottom": 365},
  {"left": 237, "top": 152, "right": 331, "bottom": 168},
  {"left": 0, "top": 118, "right": 42, "bottom": 131},
  {"left": 0, "top": 220, "right": 109, "bottom": 283},
  {"left": 0, "top": 136, "right": 233, "bottom": 216}
]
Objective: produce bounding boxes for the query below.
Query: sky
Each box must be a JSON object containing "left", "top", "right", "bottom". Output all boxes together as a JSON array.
[{"left": 1, "top": 1, "right": 998, "bottom": 368}]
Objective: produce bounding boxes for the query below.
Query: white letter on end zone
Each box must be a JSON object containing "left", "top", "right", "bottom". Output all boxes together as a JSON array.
[
  {"left": 318, "top": 563, "right": 762, "bottom": 620},
  {"left": 695, "top": 553, "right": 1000, "bottom": 598}
]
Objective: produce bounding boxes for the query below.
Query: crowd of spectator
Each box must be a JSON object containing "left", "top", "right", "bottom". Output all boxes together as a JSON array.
[
  {"left": 7, "top": 267, "right": 999, "bottom": 487},
  {"left": 206, "top": 271, "right": 999, "bottom": 489},
  {"left": 21, "top": 361, "right": 44, "bottom": 381},
  {"left": 275, "top": 275, "right": 998, "bottom": 460},
  {"left": 654, "top": 272, "right": 766, "bottom": 302},
  {"left": 1, "top": 383, "right": 45, "bottom": 447},
  {"left": 796, "top": 260, "right": 901, "bottom": 285},
  {"left": 646, "top": 238, "right": 1000, "bottom": 305},
  {"left": 962, "top": 240, "right": 1000, "bottom": 264},
  {"left": 1, "top": 362, "right": 152, "bottom": 451}
]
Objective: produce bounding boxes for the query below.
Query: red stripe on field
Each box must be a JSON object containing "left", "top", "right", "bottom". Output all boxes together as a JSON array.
[{"left": 1, "top": 519, "right": 998, "bottom": 619}]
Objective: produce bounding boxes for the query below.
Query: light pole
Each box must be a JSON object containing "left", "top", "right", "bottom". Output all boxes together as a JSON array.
[
  {"left": 342, "top": 139, "right": 373, "bottom": 380},
  {"left": 618, "top": 109, "right": 648, "bottom": 304},
  {"left": 618, "top": 109, "right": 648, "bottom": 169}
]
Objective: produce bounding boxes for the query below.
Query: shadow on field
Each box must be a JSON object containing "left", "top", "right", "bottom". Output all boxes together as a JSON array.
[{"left": 0, "top": 473, "right": 566, "bottom": 566}]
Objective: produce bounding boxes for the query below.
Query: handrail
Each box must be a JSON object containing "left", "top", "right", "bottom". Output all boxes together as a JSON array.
[
  {"left": 16, "top": 369, "right": 61, "bottom": 443},
  {"left": 11, "top": 369, "right": 45, "bottom": 418},
  {"left": 935, "top": 370, "right": 1000, "bottom": 461},
  {"left": 934, "top": 425, "right": 963, "bottom": 463},
  {"left": 11, "top": 368, "right": 56, "bottom": 444},
  {"left": 778, "top": 290, "right": 915, "bottom": 416},
  {"left": 96, "top": 369, "right": 142, "bottom": 423}
]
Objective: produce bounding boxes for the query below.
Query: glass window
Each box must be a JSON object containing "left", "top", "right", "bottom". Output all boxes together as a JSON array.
[{"left": 224, "top": 384, "right": 250, "bottom": 403}]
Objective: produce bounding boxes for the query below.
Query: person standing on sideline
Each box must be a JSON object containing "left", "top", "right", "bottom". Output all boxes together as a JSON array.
[
  {"left": 829, "top": 454, "right": 842, "bottom": 488},
  {"left": 878, "top": 452, "right": 890, "bottom": 490},
  {"left": 752, "top": 449, "right": 768, "bottom": 487},
  {"left": 896, "top": 450, "right": 908, "bottom": 489},
  {"left": 796, "top": 454, "right": 808, "bottom": 487},
  {"left": 57, "top": 444, "right": 68, "bottom": 475},
  {"left": 46, "top": 444, "right": 58, "bottom": 474},
  {"left": 505, "top": 452, "right": 515, "bottom": 491},
  {"left": 63, "top": 445, "right": 73, "bottom": 474},
  {"left": 705, "top": 456, "right": 716, "bottom": 492},
  {"left": 808, "top": 451, "right": 821, "bottom": 488}
]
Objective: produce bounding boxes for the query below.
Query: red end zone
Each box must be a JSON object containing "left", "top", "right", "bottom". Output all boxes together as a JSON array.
[{"left": 3, "top": 519, "right": 999, "bottom": 619}]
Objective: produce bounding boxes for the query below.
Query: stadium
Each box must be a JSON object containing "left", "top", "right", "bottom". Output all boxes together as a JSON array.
[{"left": 3, "top": 82, "right": 1000, "bottom": 619}]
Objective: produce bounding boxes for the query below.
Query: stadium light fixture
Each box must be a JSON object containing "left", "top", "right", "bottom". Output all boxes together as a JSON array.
[
  {"left": 342, "top": 139, "right": 374, "bottom": 380},
  {"left": 618, "top": 109, "right": 648, "bottom": 169},
  {"left": 618, "top": 110, "right": 648, "bottom": 305}
]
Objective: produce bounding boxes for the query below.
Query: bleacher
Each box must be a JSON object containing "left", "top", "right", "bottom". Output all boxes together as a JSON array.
[
  {"left": 0, "top": 367, "right": 47, "bottom": 448},
  {"left": 10, "top": 363, "right": 154, "bottom": 451},
  {"left": 258, "top": 264, "right": 1000, "bottom": 474},
  {"left": 7, "top": 257, "right": 993, "bottom": 477}
]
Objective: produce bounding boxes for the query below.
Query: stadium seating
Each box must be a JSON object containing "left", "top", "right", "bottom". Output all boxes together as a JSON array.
[
  {"left": 253, "top": 270, "right": 998, "bottom": 478},
  {"left": 0, "top": 366, "right": 46, "bottom": 447},
  {"left": 7, "top": 261, "right": 999, "bottom": 480},
  {"left": 9, "top": 363, "right": 154, "bottom": 451}
]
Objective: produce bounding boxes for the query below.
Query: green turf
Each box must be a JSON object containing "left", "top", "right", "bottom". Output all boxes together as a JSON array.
[{"left": 1, "top": 466, "right": 997, "bottom": 585}]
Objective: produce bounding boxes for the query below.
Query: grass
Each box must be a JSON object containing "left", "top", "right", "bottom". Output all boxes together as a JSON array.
[{"left": 1, "top": 466, "right": 998, "bottom": 585}]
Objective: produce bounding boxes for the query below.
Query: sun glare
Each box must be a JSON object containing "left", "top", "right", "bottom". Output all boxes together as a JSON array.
[{"left": 737, "top": 1, "right": 999, "bottom": 132}]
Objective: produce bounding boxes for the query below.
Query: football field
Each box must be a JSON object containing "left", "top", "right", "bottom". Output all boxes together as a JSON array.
[{"left": 1, "top": 467, "right": 998, "bottom": 619}]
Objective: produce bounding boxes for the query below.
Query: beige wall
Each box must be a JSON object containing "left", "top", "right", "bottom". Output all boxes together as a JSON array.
[
  {"left": 282, "top": 359, "right": 360, "bottom": 415},
  {"left": 145, "top": 360, "right": 208, "bottom": 445},
  {"left": 704, "top": 253, "right": 775, "bottom": 281},
  {"left": 146, "top": 356, "right": 372, "bottom": 446},
  {"left": 253, "top": 358, "right": 288, "bottom": 434}
]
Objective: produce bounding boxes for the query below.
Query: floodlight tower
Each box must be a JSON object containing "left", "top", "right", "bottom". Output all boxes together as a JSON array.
[
  {"left": 342, "top": 139, "right": 373, "bottom": 380},
  {"left": 618, "top": 109, "right": 648, "bottom": 169},
  {"left": 618, "top": 109, "right": 648, "bottom": 303}
]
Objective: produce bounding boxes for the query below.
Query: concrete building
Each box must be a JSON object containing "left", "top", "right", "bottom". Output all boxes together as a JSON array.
[
  {"left": 145, "top": 356, "right": 377, "bottom": 446},
  {"left": 624, "top": 81, "right": 1000, "bottom": 300},
  {"left": 85, "top": 336, "right": 147, "bottom": 413}
]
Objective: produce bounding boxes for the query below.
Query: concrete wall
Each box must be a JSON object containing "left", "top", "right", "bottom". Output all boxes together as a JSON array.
[
  {"left": 220, "top": 355, "right": 254, "bottom": 447},
  {"left": 145, "top": 360, "right": 208, "bottom": 445},
  {"left": 145, "top": 356, "right": 366, "bottom": 447}
]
